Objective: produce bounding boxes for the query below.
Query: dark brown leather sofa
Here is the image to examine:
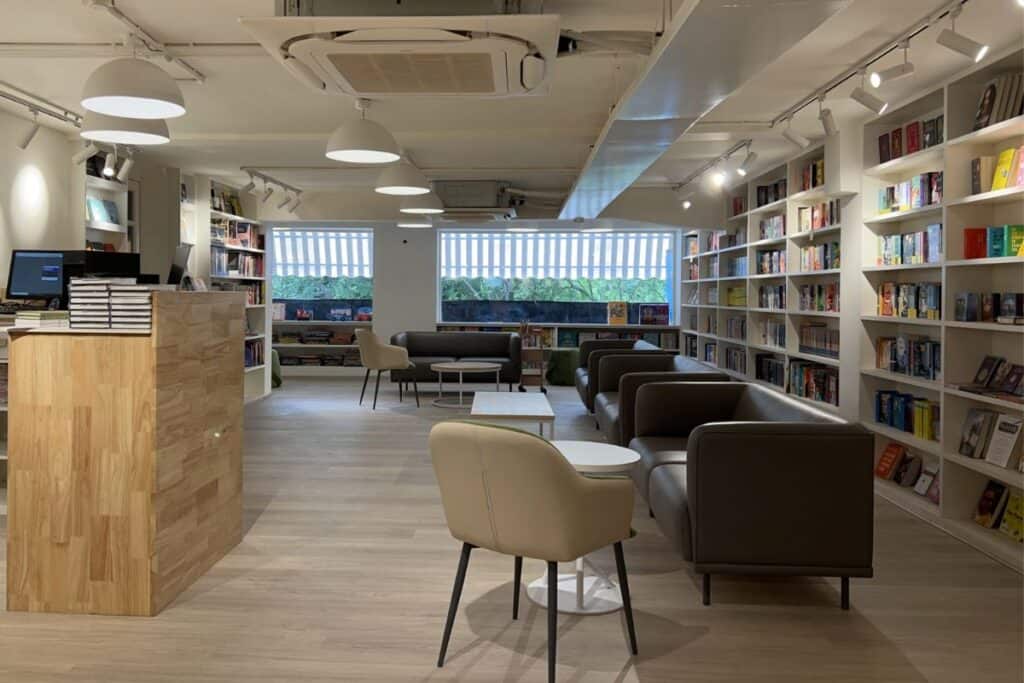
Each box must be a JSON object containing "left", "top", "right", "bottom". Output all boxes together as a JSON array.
[
  {"left": 389, "top": 331, "right": 521, "bottom": 386},
  {"left": 629, "top": 381, "right": 873, "bottom": 609},
  {"left": 594, "top": 355, "right": 727, "bottom": 446},
  {"left": 574, "top": 338, "right": 663, "bottom": 412}
]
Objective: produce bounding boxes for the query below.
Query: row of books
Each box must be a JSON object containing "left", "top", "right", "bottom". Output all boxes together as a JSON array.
[
  {"left": 725, "top": 287, "right": 746, "bottom": 307},
  {"left": 797, "top": 282, "right": 839, "bottom": 313},
  {"left": 797, "top": 158, "right": 824, "bottom": 192},
  {"left": 875, "top": 224, "right": 942, "bottom": 265},
  {"left": 725, "top": 317, "right": 746, "bottom": 341},
  {"left": 973, "top": 71, "right": 1024, "bottom": 131},
  {"left": 877, "top": 281, "right": 942, "bottom": 319},
  {"left": 213, "top": 281, "right": 264, "bottom": 306},
  {"left": 962, "top": 225, "right": 1024, "bottom": 259},
  {"left": 876, "top": 172, "right": 943, "bottom": 215},
  {"left": 86, "top": 197, "right": 121, "bottom": 226},
  {"left": 789, "top": 361, "right": 838, "bottom": 407},
  {"left": 756, "top": 249, "right": 785, "bottom": 275},
  {"left": 755, "top": 354, "right": 785, "bottom": 388},
  {"left": 211, "top": 187, "right": 245, "bottom": 217},
  {"left": 68, "top": 278, "right": 153, "bottom": 330},
  {"left": 757, "top": 319, "right": 785, "bottom": 348},
  {"left": 877, "top": 114, "right": 943, "bottom": 164},
  {"left": 758, "top": 214, "right": 785, "bottom": 240},
  {"left": 959, "top": 408, "right": 1022, "bottom": 471},
  {"left": 723, "top": 347, "right": 746, "bottom": 374},
  {"left": 13, "top": 310, "right": 69, "bottom": 329},
  {"left": 799, "top": 241, "right": 840, "bottom": 272},
  {"left": 726, "top": 256, "right": 748, "bottom": 277},
  {"left": 702, "top": 315, "right": 717, "bottom": 335},
  {"left": 973, "top": 481, "right": 1021, "bottom": 542},
  {"left": 684, "top": 233, "right": 700, "bottom": 256},
  {"left": 875, "top": 336, "right": 941, "bottom": 381},
  {"left": 244, "top": 338, "right": 265, "bottom": 368},
  {"left": 706, "top": 288, "right": 719, "bottom": 305},
  {"left": 970, "top": 148, "right": 1024, "bottom": 194},
  {"left": 730, "top": 196, "right": 747, "bottom": 218},
  {"left": 683, "top": 334, "right": 698, "bottom": 358},
  {"left": 795, "top": 199, "right": 842, "bottom": 234},
  {"left": 757, "top": 284, "right": 785, "bottom": 310},
  {"left": 955, "top": 355, "right": 1024, "bottom": 403},
  {"left": 280, "top": 353, "right": 360, "bottom": 367},
  {"left": 756, "top": 179, "right": 787, "bottom": 208},
  {"left": 686, "top": 260, "right": 699, "bottom": 281},
  {"left": 874, "top": 390, "right": 940, "bottom": 442},
  {"left": 875, "top": 443, "right": 940, "bottom": 502},
  {"left": 210, "top": 219, "right": 261, "bottom": 250},
  {"left": 211, "top": 250, "right": 264, "bottom": 278},
  {"left": 953, "top": 292, "right": 1023, "bottom": 324},
  {"left": 705, "top": 230, "right": 745, "bottom": 252},
  {"left": 703, "top": 342, "right": 717, "bottom": 363},
  {"left": 797, "top": 323, "right": 839, "bottom": 359}
]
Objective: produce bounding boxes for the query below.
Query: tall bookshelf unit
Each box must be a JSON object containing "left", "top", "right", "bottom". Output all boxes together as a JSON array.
[
  {"left": 681, "top": 134, "right": 858, "bottom": 415},
  {"left": 857, "top": 46, "right": 1024, "bottom": 572}
]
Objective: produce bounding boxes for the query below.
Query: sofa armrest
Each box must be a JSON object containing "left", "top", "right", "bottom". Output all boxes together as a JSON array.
[
  {"left": 507, "top": 332, "right": 522, "bottom": 371},
  {"left": 686, "top": 422, "right": 874, "bottom": 575},
  {"left": 596, "top": 354, "right": 677, "bottom": 394},
  {"left": 633, "top": 382, "right": 742, "bottom": 438},
  {"left": 619, "top": 371, "right": 729, "bottom": 445},
  {"left": 578, "top": 339, "right": 635, "bottom": 368},
  {"left": 390, "top": 331, "right": 409, "bottom": 349},
  {"left": 587, "top": 348, "right": 673, "bottom": 408}
]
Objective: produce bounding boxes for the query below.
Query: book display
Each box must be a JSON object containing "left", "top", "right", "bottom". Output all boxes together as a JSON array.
[
  {"left": 77, "top": 165, "right": 139, "bottom": 254},
  {"left": 859, "top": 47, "right": 1024, "bottom": 569}
]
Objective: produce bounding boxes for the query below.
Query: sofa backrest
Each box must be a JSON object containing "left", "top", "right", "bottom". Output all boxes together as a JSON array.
[
  {"left": 402, "top": 331, "right": 514, "bottom": 358},
  {"left": 671, "top": 356, "right": 722, "bottom": 373},
  {"left": 632, "top": 339, "right": 659, "bottom": 351},
  {"left": 732, "top": 383, "right": 842, "bottom": 423}
]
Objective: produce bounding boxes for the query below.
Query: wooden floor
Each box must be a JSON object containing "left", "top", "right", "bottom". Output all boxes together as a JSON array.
[{"left": 0, "top": 379, "right": 1021, "bottom": 682}]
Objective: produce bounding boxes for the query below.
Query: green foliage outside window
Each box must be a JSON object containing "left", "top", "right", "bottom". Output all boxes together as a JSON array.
[
  {"left": 440, "top": 277, "right": 668, "bottom": 303},
  {"left": 273, "top": 275, "right": 373, "bottom": 300}
]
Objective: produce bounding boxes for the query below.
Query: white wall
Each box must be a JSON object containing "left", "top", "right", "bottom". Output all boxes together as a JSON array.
[
  {"left": 132, "top": 156, "right": 181, "bottom": 280},
  {"left": 0, "top": 109, "right": 79, "bottom": 286}
]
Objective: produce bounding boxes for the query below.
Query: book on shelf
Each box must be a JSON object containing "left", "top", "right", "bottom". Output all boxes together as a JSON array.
[
  {"left": 875, "top": 390, "right": 939, "bottom": 441},
  {"left": 875, "top": 224, "right": 942, "bottom": 265},
  {"left": 894, "top": 453, "right": 922, "bottom": 487},
  {"left": 999, "top": 492, "right": 1023, "bottom": 543},
  {"left": 876, "top": 281, "right": 942, "bottom": 319},
  {"left": 959, "top": 408, "right": 998, "bottom": 458},
  {"left": 971, "top": 156, "right": 996, "bottom": 195},
  {"left": 607, "top": 301, "right": 628, "bottom": 325},
  {"left": 973, "top": 479, "right": 1009, "bottom": 529},
  {"left": 973, "top": 72, "right": 1024, "bottom": 131},
  {"left": 875, "top": 335, "right": 941, "bottom": 381},
  {"left": 953, "top": 292, "right": 1024, "bottom": 324},
  {"left": 755, "top": 353, "right": 785, "bottom": 388},
  {"left": 925, "top": 470, "right": 941, "bottom": 504},
  {"left": 913, "top": 464, "right": 937, "bottom": 496},
  {"left": 788, "top": 360, "right": 838, "bottom": 407},
  {"left": 905, "top": 121, "right": 921, "bottom": 155},
  {"left": 890, "top": 127, "right": 902, "bottom": 158},
  {"left": 984, "top": 414, "right": 1023, "bottom": 469},
  {"left": 875, "top": 442, "right": 906, "bottom": 480},
  {"left": 638, "top": 304, "right": 670, "bottom": 325},
  {"left": 991, "top": 147, "right": 1021, "bottom": 191}
]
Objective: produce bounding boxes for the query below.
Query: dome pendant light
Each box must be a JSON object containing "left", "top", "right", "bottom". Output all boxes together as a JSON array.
[
  {"left": 80, "top": 111, "right": 170, "bottom": 145},
  {"left": 81, "top": 58, "right": 185, "bottom": 119},
  {"left": 326, "top": 99, "right": 401, "bottom": 164},
  {"left": 375, "top": 162, "right": 430, "bottom": 196},
  {"left": 399, "top": 193, "right": 444, "bottom": 215}
]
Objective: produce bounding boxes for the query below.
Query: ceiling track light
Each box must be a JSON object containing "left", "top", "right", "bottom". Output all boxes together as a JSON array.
[
  {"left": 681, "top": 199, "right": 692, "bottom": 210},
  {"left": 817, "top": 95, "right": 838, "bottom": 137},
  {"left": 276, "top": 193, "right": 293, "bottom": 210},
  {"left": 17, "top": 111, "right": 40, "bottom": 150},
  {"left": 781, "top": 119, "right": 811, "bottom": 149},
  {"left": 261, "top": 183, "right": 274, "bottom": 204},
  {"left": 711, "top": 166, "right": 728, "bottom": 187},
  {"left": 850, "top": 71, "right": 888, "bottom": 116},
  {"left": 116, "top": 150, "right": 135, "bottom": 182},
  {"left": 737, "top": 145, "right": 757, "bottom": 177},
  {"left": 326, "top": 98, "right": 401, "bottom": 164},
  {"left": 72, "top": 143, "right": 99, "bottom": 165},
  {"left": 375, "top": 161, "right": 430, "bottom": 196},
  {"left": 240, "top": 173, "right": 256, "bottom": 194},
  {"left": 870, "top": 41, "right": 915, "bottom": 88},
  {"left": 81, "top": 57, "right": 186, "bottom": 119},
  {"left": 102, "top": 149, "right": 117, "bottom": 178},
  {"left": 286, "top": 193, "right": 303, "bottom": 213},
  {"left": 936, "top": 6, "right": 989, "bottom": 63}
]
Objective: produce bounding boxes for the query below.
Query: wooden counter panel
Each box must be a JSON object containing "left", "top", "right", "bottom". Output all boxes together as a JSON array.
[{"left": 7, "top": 334, "right": 155, "bottom": 615}]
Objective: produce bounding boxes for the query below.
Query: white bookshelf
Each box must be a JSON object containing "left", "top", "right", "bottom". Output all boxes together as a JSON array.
[
  {"left": 272, "top": 319, "right": 368, "bottom": 374},
  {"left": 856, "top": 46, "right": 1024, "bottom": 572}
]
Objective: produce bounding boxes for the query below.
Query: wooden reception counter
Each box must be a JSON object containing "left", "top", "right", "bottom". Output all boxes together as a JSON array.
[{"left": 6, "top": 291, "right": 246, "bottom": 616}]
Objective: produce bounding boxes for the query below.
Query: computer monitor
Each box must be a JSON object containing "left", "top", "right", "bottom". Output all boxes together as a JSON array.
[
  {"left": 6, "top": 250, "right": 64, "bottom": 300},
  {"left": 168, "top": 244, "right": 192, "bottom": 286}
]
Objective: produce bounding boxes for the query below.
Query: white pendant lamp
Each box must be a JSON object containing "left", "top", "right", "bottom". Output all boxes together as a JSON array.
[
  {"left": 397, "top": 219, "right": 434, "bottom": 228},
  {"left": 399, "top": 193, "right": 444, "bottom": 215},
  {"left": 80, "top": 111, "right": 170, "bottom": 145},
  {"left": 81, "top": 58, "right": 185, "bottom": 119},
  {"left": 326, "top": 99, "right": 400, "bottom": 164},
  {"left": 375, "top": 162, "right": 430, "bottom": 196}
]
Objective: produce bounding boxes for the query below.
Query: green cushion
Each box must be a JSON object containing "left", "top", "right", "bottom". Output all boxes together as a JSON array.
[{"left": 545, "top": 349, "right": 578, "bottom": 386}]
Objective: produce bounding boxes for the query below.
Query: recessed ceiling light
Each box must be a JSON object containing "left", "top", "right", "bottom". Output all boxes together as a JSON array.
[
  {"left": 81, "top": 58, "right": 185, "bottom": 119},
  {"left": 80, "top": 111, "right": 170, "bottom": 145},
  {"left": 375, "top": 162, "right": 430, "bottom": 196},
  {"left": 399, "top": 193, "right": 444, "bottom": 215}
]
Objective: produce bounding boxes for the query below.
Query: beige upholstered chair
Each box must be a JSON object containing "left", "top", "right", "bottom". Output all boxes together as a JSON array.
[
  {"left": 355, "top": 329, "right": 419, "bottom": 409},
  {"left": 429, "top": 421, "right": 637, "bottom": 682}
]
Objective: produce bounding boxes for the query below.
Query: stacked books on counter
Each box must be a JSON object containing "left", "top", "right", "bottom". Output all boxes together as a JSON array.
[
  {"left": 68, "top": 278, "right": 164, "bottom": 331},
  {"left": 14, "top": 310, "right": 69, "bottom": 329},
  {"left": 110, "top": 283, "right": 155, "bottom": 330}
]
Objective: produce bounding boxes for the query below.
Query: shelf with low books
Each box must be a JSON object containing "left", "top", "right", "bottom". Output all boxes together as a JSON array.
[
  {"left": 789, "top": 268, "right": 840, "bottom": 278},
  {"left": 861, "top": 420, "right": 942, "bottom": 456},
  {"left": 861, "top": 367, "right": 942, "bottom": 392},
  {"left": 944, "top": 451, "right": 1024, "bottom": 493},
  {"left": 864, "top": 203, "right": 943, "bottom": 225}
]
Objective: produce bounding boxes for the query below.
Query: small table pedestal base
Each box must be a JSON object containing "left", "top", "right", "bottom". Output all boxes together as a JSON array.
[{"left": 525, "top": 558, "right": 623, "bottom": 615}]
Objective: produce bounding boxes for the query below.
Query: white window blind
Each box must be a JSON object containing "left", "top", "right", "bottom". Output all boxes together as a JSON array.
[
  {"left": 439, "top": 231, "right": 673, "bottom": 280},
  {"left": 272, "top": 229, "right": 373, "bottom": 278}
]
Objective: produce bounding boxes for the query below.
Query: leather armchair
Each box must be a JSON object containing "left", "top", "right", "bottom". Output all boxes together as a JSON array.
[
  {"left": 575, "top": 339, "right": 634, "bottom": 409},
  {"left": 629, "top": 381, "right": 873, "bottom": 609},
  {"left": 579, "top": 341, "right": 667, "bottom": 413},
  {"left": 355, "top": 329, "right": 418, "bottom": 409},
  {"left": 429, "top": 421, "right": 637, "bottom": 681}
]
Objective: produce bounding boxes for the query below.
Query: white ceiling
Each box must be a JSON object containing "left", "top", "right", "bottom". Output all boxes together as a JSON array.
[{"left": 0, "top": 0, "right": 1021, "bottom": 208}]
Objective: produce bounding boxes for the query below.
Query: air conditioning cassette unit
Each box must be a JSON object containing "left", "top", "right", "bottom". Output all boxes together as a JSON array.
[
  {"left": 432, "top": 180, "right": 515, "bottom": 221},
  {"left": 240, "top": 15, "right": 560, "bottom": 97}
]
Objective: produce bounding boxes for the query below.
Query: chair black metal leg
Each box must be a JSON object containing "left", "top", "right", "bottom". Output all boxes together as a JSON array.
[
  {"left": 702, "top": 574, "right": 711, "bottom": 606},
  {"left": 372, "top": 370, "right": 382, "bottom": 410},
  {"left": 547, "top": 561, "right": 558, "bottom": 683},
  {"left": 399, "top": 380, "right": 403, "bottom": 402},
  {"left": 613, "top": 542, "right": 638, "bottom": 656},
  {"left": 412, "top": 379, "right": 420, "bottom": 407},
  {"left": 512, "top": 556, "right": 523, "bottom": 620},
  {"left": 840, "top": 576, "right": 850, "bottom": 610},
  {"left": 437, "top": 543, "right": 473, "bottom": 668},
  {"left": 359, "top": 369, "right": 370, "bottom": 405}
]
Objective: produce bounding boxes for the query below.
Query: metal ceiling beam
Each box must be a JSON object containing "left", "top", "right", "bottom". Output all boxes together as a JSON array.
[{"left": 558, "top": 0, "right": 851, "bottom": 220}]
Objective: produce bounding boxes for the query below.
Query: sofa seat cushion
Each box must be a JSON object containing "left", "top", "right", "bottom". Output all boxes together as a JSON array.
[
  {"left": 457, "top": 356, "right": 512, "bottom": 367},
  {"left": 595, "top": 391, "right": 621, "bottom": 444},
  {"left": 410, "top": 356, "right": 458, "bottom": 369},
  {"left": 648, "top": 464, "right": 692, "bottom": 561},
  {"left": 628, "top": 436, "right": 687, "bottom": 500}
]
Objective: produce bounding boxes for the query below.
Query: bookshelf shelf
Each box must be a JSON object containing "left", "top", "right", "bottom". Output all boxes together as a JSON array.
[
  {"left": 85, "top": 219, "right": 127, "bottom": 234},
  {"left": 748, "top": 197, "right": 788, "bottom": 215},
  {"left": 944, "top": 451, "right": 1024, "bottom": 490},
  {"left": 273, "top": 343, "right": 358, "bottom": 350},
  {"left": 863, "top": 145, "right": 945, "bottom": 178},
  {"left": 789, "top": 268, "right": 841, "bottom": 278},
  {"left": 748, "top": 272, "right": 786, "bottom": 280},
  {"left": 862, "top": 262, "right": 942, "bottom": 272},
  {"left": 747, "top": 307, "right": 785, "bottom": 314},
  {"left": 945, "top": 321, "right": 1024, "bottom": 333},
  {"left": 789, "top": 310, "right": 840, "bottom": 318},
  {"left": 943, "top": 387, "right": 1024, "bottom": 413},
  {"left": 873, "top": 479, "right": 940, "bottom": 521},
  {"left": 210, "top": 275, "right": 265, "bottom": 281},
  {"left": 863, "top": 204, "right": 942, "bottom": 225},
  {"left": 945, "top": 256, "right": 1024, "bottom": 267},
  {"left": 945, "top": 185, "right": 1024, "bottom": 207},
  {"left": 785, "top": 392, "right": 839, "bottom": 414},
  {"left": 747, "top": 342, "right": 786, "bottom": 354},
  {"left": 244, "top": 334, "right": 264, "bottom": 341},
  {"left": 789, "top": 225, "right": 843, "bottom": 242},
  {"left": 748, "top": 237, "right": 788, "bottom": 248},
  {"left": 861, "top": 421, "right": 942, "bottom": 455},
  {"left": 860, "top": 315, "right": 942, "bottom": 327},
  {"left": 211, "top": 209, "right": 261, "bottom": 224},
  {"left": 945, "top": 114, "right": 1024, "bottom": 147},
  {"left": 788, "top": 350, "right": 840, "bottom": 367},
  {"left": 212, "top": 243, "right": 266, "bottom": 254},
  {"left": 860, "top": 368, "right": 942, "bottom": 392},
  {"left": 244, "top": 364, "right": 266, "bottom": 373},
  {"left": 941, "top": 519, "right": 1023, "bottom": 571}
]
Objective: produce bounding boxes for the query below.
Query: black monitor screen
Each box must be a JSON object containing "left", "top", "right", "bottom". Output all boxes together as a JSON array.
[{"left": 7, "top": 251, "right": 64, "bottom": 299}]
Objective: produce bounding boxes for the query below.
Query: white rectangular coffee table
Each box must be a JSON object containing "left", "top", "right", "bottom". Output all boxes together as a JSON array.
[{"left": 469, "top": 391, "right": 555, "bottom": 438}]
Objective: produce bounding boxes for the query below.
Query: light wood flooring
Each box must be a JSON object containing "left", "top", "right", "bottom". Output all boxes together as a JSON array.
[{"left": 0, "top": 379, "right": 1021, "bottom": 682}]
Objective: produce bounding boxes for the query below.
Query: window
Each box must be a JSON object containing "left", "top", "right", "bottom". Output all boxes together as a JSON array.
[
  {"left": 271, "top": 228, "right": 373, "bottom": 320},
  {"left": 439, "top": 230, "right": 676, "bottom": 324}
]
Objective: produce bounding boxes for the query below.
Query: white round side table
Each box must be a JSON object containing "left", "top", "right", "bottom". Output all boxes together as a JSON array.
[
  {"left": 429, "top": 361, "right": 502, "bottom": 408},
  {"left": 526, "top": 440, "right": 640, "bottom": 615}
]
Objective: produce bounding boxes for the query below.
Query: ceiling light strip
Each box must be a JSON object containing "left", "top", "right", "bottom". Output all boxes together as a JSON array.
[{"left": 671, "top": 139, "right": 752, "bottom": 194}]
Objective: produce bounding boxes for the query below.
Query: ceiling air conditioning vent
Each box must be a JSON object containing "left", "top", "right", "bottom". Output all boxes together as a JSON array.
[{"left": 240, "top": 15, "right": 559, "bottom": 97}]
